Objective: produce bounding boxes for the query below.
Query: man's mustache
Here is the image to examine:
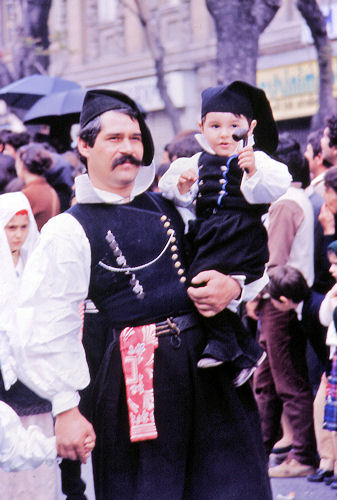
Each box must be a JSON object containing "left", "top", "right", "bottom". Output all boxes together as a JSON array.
[{"left": 112, "top": 154, "right": 142, "bottom": 169}]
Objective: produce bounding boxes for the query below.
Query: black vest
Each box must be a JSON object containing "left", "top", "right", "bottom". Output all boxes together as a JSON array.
[
  {"left": 69, "top": 192, "right": 193, "bottom": 329},
  {"left": 196, "top": 151, "right": 269, "bottom": 218}
]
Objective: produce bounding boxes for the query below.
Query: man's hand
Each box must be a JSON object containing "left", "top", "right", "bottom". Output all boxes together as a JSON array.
[
  {"left": 177, "top": 168, "right": 198, "bottom": 194},
  {"left": 319, "top": 202, "right": 336, "bottom": 235},
  {"left": 187, "top": 270, "right": 241, "bottom": 317},
  {"left": 55, "top": 406, "right": 96, "bottom": 463},
  {"left": 238, "top": 146, "right": 256, "bottom": 178}
]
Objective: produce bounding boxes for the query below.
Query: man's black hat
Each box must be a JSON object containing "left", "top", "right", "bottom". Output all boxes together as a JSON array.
[
  {"left": 80, "top": 89, "right": 154, "bottom": 165},
  {"left": 201, "top": 81, "right": 278, "bottom": 154}
]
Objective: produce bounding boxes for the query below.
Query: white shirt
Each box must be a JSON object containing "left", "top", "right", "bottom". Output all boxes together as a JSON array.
[
  {"left": 11, "top": 168, "right": 156, "bottom": 417},
  {"left": 320, "top": 289, "right": 337, "bottom": 358}
]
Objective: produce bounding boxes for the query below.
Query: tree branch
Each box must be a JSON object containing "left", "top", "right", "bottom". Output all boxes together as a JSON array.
[
  {"left": 253, "top": 0, "right": 282, "bottom": 33},
  {"left": 130, "top": 0, "right": 181, "bottom": 134}
]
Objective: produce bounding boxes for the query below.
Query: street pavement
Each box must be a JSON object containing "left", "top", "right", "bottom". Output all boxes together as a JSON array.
[
  {"left": 271, "top": 477, "right": 337, "bottom": 499},
  {"left": 56, "top": 456, "right": 336, "bottom": 500}
]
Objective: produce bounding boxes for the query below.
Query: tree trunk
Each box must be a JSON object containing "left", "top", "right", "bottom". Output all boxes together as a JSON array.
[
  {"left": 205, "top": 0, "right": 281, "bottom": 85},
  {"left": 15, "top": 0, "right": 52, "bottom": 78},
  {"left": 296, "top": 0, "right": 336, "bottom": 130}
]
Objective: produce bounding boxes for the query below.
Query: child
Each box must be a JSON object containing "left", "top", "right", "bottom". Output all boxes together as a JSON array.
[
  {"left": 257, "top": 265, "right": 316, "bottom": 478},
  {"left": 0, "top": 192, "right": 58, "bottom": 496},
  {"left": 266, "top": 265, "right": 310, "bottom": 313},
  {"left": 159, "top": 81, "right": 292, "bottom": 385}
]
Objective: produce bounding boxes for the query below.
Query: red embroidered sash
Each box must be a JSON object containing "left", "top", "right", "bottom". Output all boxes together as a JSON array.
[{"left": 120, "top": 324, "right": 158, "bottom": 442}]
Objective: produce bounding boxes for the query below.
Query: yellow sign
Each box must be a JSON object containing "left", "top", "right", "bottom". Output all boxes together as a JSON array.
[{"left": 257, "top": 59, "right": 337, "bottom": 121}]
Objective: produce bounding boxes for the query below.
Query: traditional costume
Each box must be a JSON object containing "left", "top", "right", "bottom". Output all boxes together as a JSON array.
[
  {"left": 12, "top": 90, "right": 272, "bottom": 499},
  {"left": 159, "top": 82, "right": 291, "bottom": 377}
]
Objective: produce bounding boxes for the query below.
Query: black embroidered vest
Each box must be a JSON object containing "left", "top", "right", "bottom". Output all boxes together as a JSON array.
[
  {"left": 196, "top": 151, "right": 269, "bottom": 218},
  {"left": 68, "top": 192, "right": 193, "bottom": 329}
]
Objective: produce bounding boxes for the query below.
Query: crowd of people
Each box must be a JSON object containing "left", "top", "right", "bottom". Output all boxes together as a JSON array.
[{"left": 1, "top": 81, "right": 337, "bottom": 499}]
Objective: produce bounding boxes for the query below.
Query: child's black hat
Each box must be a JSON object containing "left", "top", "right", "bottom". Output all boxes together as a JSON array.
[
  {"left": 80, "top": 89, "right": 154, "bottom": 166},
  {"left": 201, "top": 81, "right": 278, "bottom": 154}
]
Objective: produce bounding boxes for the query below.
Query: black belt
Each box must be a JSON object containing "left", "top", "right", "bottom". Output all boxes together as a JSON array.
[{"left": 155, "top": 312, "right": 198, "bottom": 337}]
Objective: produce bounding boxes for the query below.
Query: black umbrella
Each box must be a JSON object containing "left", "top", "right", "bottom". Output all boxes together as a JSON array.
[
  {"left": 23, "top": 88, "right": 86, "bottom": 125},
  {"left": 0, "top": 75, "right": 81, "bottom": 109}
]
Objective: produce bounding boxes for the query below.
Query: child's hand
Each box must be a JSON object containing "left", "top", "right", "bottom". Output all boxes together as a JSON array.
[
  {"left": 177, "top": 168, "right": 198, "bottom": 194},
  {"left": 238, "top": 146, "right": 257, "bottom": 178}
]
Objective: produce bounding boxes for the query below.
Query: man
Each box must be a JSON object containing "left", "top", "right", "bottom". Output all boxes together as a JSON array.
[
  {"left": 13, "top": 90, "right": 272, "bottom": 499},
  {"left": 251, "top": 134, "right": 317, "bottom": 478},
  {"left": 302, "top": 129, "right": 332, "bottom": 391},
  {"left": 305, "top": 128, "right": 329, "bottom": 197}
]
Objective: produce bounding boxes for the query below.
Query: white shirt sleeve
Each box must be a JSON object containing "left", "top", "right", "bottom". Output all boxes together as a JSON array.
[
  {"left": 319, "top": 293, "right": 333, "bottom": 327},
  {"left": 11, "top": 213, "right": 91, "bottom": 416},
  {"left": 0, "top": 402, "right": 56, "bottom": 472},
  {"left": 158, "top": 154, "right": 200, "bottom": 207},
  {"left": 241, "top": 151, "right": 292, "bottom": 204}
]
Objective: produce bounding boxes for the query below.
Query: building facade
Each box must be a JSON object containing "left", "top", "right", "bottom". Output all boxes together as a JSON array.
[{"left": 1, "top": 0, "right": 337, "bottom": 158}]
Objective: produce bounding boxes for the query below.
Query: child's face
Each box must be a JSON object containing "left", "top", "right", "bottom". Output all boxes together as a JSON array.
[
  {"left": 5, "top": 213, "right": 29, "bottom": 253},
  {"left": 199, "top": 112, "right": 256, "bottom": 157},
  {"left": 328, "top": 251, "right": 337, "bottom": 281}
]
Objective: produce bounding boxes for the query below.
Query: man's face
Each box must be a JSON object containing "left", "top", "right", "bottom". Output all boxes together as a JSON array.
[
  {"left": 324, "top": 185, "right": 337, "bottom": 214},
  {"left": 321, "top": 127, "right": 337, "bottom": 166},
  {"left": 304, "top": 142, "right": 323, "bottom": 178},
  {"left": 78, "top": 110, "right": 144, "bottom": 195}
]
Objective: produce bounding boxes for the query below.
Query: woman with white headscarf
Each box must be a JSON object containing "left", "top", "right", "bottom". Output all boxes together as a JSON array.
[{"left": 0, "top": 192, "right": 57, "bottom": 499}]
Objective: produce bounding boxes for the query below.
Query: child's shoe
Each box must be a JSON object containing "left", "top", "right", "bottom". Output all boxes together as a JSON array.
[
  {"left": 197, "top": 357, "right": 224, "bottom": 369},
  {"left": 233, "top": 351, "right": 267, "bottom": 387}
]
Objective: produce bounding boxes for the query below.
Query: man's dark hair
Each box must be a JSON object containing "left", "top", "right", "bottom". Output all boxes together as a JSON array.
[
  {"left": 166, "top": 131, "right": 202, "bottom": 162},
  {"left": 272, "top": 132, "right": 310, "bottom": 188},
  {"left": 306, "top": 129, "right": 323, "bottom": 157},
  {"left": 324, "top": 165, "right": 337, "bottom": 193},
  {"left": 0, "top": 154, "right": 16, "bottom": 193},
  {"left": 6, "top": 131, "right": 31, "bottom": 150},
  {"left": 18, "top": 142, "right": 53, "bottom": 176},
  {"left": 327, "top": 115, "right": 337, "bottom": 148},
  {"left": 0, "top": 129, "right": 10, "bottom": 148},
  {"left": 79, "top": 108, "right": 139, "bottom": 147},
  {"left": 267, "top": 265, "right": 310, "bottom": 304}
]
